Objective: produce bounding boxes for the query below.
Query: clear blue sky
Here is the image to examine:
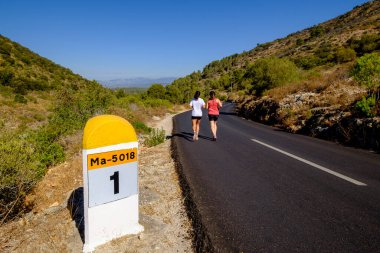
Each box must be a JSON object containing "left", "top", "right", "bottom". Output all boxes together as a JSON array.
[{"left": 0, "top": 0, "right": 369, "bottom": 81}]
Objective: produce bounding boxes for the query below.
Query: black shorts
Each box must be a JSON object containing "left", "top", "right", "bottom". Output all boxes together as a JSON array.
[
  {"left": 208, "top": 115, "right": 219, "bottom": 121},
  {"left": 192, "top": 116, "right": 202, "bottom": 120}
]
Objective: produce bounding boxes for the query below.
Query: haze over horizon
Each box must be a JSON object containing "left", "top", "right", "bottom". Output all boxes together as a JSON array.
[{"left": 0, "top": 0, "right": 369, "bottom": 81}]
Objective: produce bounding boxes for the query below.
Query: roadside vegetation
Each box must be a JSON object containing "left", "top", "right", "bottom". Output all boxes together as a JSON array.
[{"left": 0, "top": 35, "right": 172, "bottom": 222}]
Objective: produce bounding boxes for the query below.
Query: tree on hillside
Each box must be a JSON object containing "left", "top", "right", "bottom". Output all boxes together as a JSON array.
[
  {"left": 147, "top": 83, "right": 166, "bottom": 99},
  {"left": 352, "top": 53, "right": 380, "bottom": 95},
  {"left": 352, "top": 53, "right": 380, "bottom": 117},
  {"left": 310, "top": 25, "right": 325, "bottom": 38},
  {"left": 0, "top": 68, "right": 14, "bottom": 85},
  {"left": 115, "top": 88, "right": 126, "bottom": 98},
  {"left": 166, "top": 84, "right": 182, "bottom": 103},
  {"left": 334, "top": 47, "right": 356, "bottom": 63},
  {"left": 245, "top": 57, "right": 300, "bottom": 96},
  {"left": 348, "top": 34, "right": 380, "bottom": 56}
]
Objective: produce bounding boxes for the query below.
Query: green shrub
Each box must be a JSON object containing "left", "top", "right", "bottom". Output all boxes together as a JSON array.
[
  {"left": 123, "top": 87, "right": 147, "bottom": 94},
  {"left": 30, "top": 126, "right": 65, "bottom": 167},
  {"left": 245, "top": 57, "right": 301, "bottom": 96},
  {"left": 119, "top": 95, "right": 144, "bottom": 108},
  {"left": 314, "top": 42, "right": 335, "bottom": 64},
  {"left": 348, "top": 33, "right": 380, "bottom": 56},
  {"left": 296, "top": 38, "right": 305, "bottom": 46},
  {"left": 0, "top": 120, "right": 65, "bottom": 222},
  {"left": 144, "top": 128, "right": 165, "bottom": 147},
  {"left": 0, "top": 131, "right": 42, "bottom": 222},
  {"left": 115, "top": 88, "right": 126, "bottom": 98},
  {"left": 0, "top": 68, "right": 14, "bottom": 85},
  {"left": 14, "top": 94, "right": 27, "bottom": 104},
  {"left": 355, "top": 95, "right": 377, "bottom": 117},
  {"left": 334, "top": 47, "right": 356, "bottom": 63},
  {"left": 147, "top": 83, "right": 166, "bottom": 99},
  {"left": 0, "top": 84, "right": 13, "bottom": 97},
  {"left": 352, "top": 53, "right": 380, "bottom": 91},
  {"left": 142, "top": 98, "right": 172, "bottom": 108},
  {"left": 39, "top": 141, "right": 65, "bottom": 167},
  {"left": 310, "top": 26, "right": 325, "bottom": 38},
  {"left": 0, "top": 79, "right": 116, "bottom": 221},
  {"left": 132, "top": 121, "right": 151, "bottom": 134},
  {"left": 50, "top": 81, "right": 113, "bottom": 136},
  {"left": 293, "top": 55, "right": 320, "bottom": 69}
]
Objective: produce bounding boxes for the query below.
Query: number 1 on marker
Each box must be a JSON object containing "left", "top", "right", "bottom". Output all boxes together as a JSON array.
[{"left": 110, "top": 171, "right": 119, "bottom": 194}]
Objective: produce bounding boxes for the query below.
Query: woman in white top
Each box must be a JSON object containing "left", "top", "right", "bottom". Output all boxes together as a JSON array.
[{"left": 189, "top": 91, "right": 205, "bottom": 141}]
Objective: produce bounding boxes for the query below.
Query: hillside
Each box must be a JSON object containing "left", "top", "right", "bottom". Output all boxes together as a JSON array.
[
  {"left": 0, "top": 35, "right": 174, "bottom": 222},
  {"left": 164, "top": 1, "right": 379, "bottom": 101},
  {"left": 163, "top": 0, "right": 380, "bottom": 150}
]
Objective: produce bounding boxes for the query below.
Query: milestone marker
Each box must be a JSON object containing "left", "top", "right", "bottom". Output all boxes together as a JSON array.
[{"left": 82, "top": 115, "right": 143, "bottom": 252}]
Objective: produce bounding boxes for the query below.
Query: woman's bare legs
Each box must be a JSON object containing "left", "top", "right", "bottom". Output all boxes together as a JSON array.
[
  {"left": 210, "top": 120, "right": 217, "bottom": 139},
  {"left": 192, "top": 119, "right": 197, "bottom": 139},
  {"left": 196, "top": 120, "right": 201, "bottom": 140},
  {"left": 192, "top": 119, "right": 201, "bottom": 140}
]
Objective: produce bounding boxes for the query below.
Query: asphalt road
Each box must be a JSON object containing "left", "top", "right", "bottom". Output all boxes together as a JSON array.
[{"left": 172, "top": 102, "right": 380, "bottom": 253}]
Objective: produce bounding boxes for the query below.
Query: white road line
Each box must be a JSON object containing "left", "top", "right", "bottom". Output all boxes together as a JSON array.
[{"left": 251, "top": 139, "right": 367, "bottom": 186}]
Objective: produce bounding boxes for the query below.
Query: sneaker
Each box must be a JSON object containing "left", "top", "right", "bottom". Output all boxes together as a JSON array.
[
  {"left": 195, "top": 135, "right": 199, "bottom": 141},
  {"left": 193, "top": 134, "right": 196, "bottom": 141},
  {"left": 212, "top": 137, "right": 216, "bottom": 141}
]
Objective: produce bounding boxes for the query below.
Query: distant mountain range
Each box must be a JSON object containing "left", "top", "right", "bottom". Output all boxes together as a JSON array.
[{"left": 99, "top": 77, "right": 178, "bottom": 88}]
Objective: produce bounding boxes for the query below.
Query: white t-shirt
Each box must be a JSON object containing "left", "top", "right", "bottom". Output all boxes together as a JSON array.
[{"left": 189, "top": 98, "right": 205, "bottom": 117}]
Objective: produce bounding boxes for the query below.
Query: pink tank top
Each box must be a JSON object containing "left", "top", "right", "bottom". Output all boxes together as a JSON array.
[{"left": 208, "top": 99, "right": 219, "bottom": 115}]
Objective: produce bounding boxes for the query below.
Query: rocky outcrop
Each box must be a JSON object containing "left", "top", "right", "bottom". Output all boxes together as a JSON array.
[
  {"left": 237, "top": 91, "right": 380, "bottom": 152},
  {"left": 239, "top": 97, "right": 279, "bottom": 125},
  {"left": 303, "top": 114, "right": 380, "bottom": 151}
]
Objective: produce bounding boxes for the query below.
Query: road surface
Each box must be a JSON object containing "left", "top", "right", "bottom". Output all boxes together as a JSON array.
[{"left": 172, "top": 102, "right": 380, "bottom": 252}]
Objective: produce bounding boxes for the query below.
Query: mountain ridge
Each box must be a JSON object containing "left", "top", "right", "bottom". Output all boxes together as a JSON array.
[{"left": 99, "top": 77, "right": 177, "bottom": 88}]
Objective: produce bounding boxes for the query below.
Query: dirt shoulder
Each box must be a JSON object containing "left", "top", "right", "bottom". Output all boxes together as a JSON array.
[{"left": 0, "top": 110, "right": 193, "bottom": 253}]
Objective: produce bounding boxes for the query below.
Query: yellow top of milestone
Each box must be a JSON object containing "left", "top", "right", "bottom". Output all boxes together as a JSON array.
[{"left": 83, "top": 115, "right": 137, "bottom": 149}]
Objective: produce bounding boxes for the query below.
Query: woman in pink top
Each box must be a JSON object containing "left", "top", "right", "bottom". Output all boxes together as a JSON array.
[{"left": 206, "top": 91, "right": 222, "bottom": 141}]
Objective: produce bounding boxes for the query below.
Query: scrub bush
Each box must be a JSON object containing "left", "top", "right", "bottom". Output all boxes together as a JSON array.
[
  {"left": 355, "top": 95, "right": 377, "bottom": 117},
  {"left": 132, "top": 121, "right": 151, "bottom": 134},
  {"left": 14, "top": 94, "right": 27, "bottom": 104},
  {"left": 334, "top": 47, "right": 356, "bottom": 63},
  {"left": 142, "top": 98, "right": 172, "bottom": 108},
  {"left": 0, "top": 130, "right": 42, "bottom": 223},
  {"left": 348, "top": 33, "right": 380, "bottom": 56},
  {"left": 310, "top": 26, "right": 326, "bottom": 38},
  {"left": 352, "top": 53, "right": 380, "bottom": 92},
  {"left": 245, "top": 57, "right": 301, "bottom": 96},
  {"left": 147, "top": 83, "right": 166, "bottom": 99},
  {"left": 144, "top": 128, "right": 166, "bottom": 147},
  {"left": 0, "top": 80, "right": 113, "bottom": 222},
  {"left": 293, "top": 55, "right": 321, "bottom": 69}
]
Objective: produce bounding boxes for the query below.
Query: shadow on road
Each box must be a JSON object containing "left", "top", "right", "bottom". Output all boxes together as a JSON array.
[
  {"left": 67, "top": 187, "right": 84, "bottom": 243},
  {"left": 172, "top": 131, "right": 214, "bottom": 141},
  {"left": 219, "top": 111, "right": 237, "bottom": 116}
]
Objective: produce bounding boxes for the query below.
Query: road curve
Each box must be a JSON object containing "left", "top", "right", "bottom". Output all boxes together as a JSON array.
[{"left": 172, "top": 102, "right": 380, "bottom": 253}]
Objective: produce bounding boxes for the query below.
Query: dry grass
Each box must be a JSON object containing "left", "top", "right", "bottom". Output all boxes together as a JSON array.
[
  {"left": 266, "top": 64, "right": 368, "bottom": 133},
  {"left": 267, "top": 63, "right": 362, "bottom": 103},
  {"left": 0, "top": 91, "right": 52, "bottom": 131}
]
